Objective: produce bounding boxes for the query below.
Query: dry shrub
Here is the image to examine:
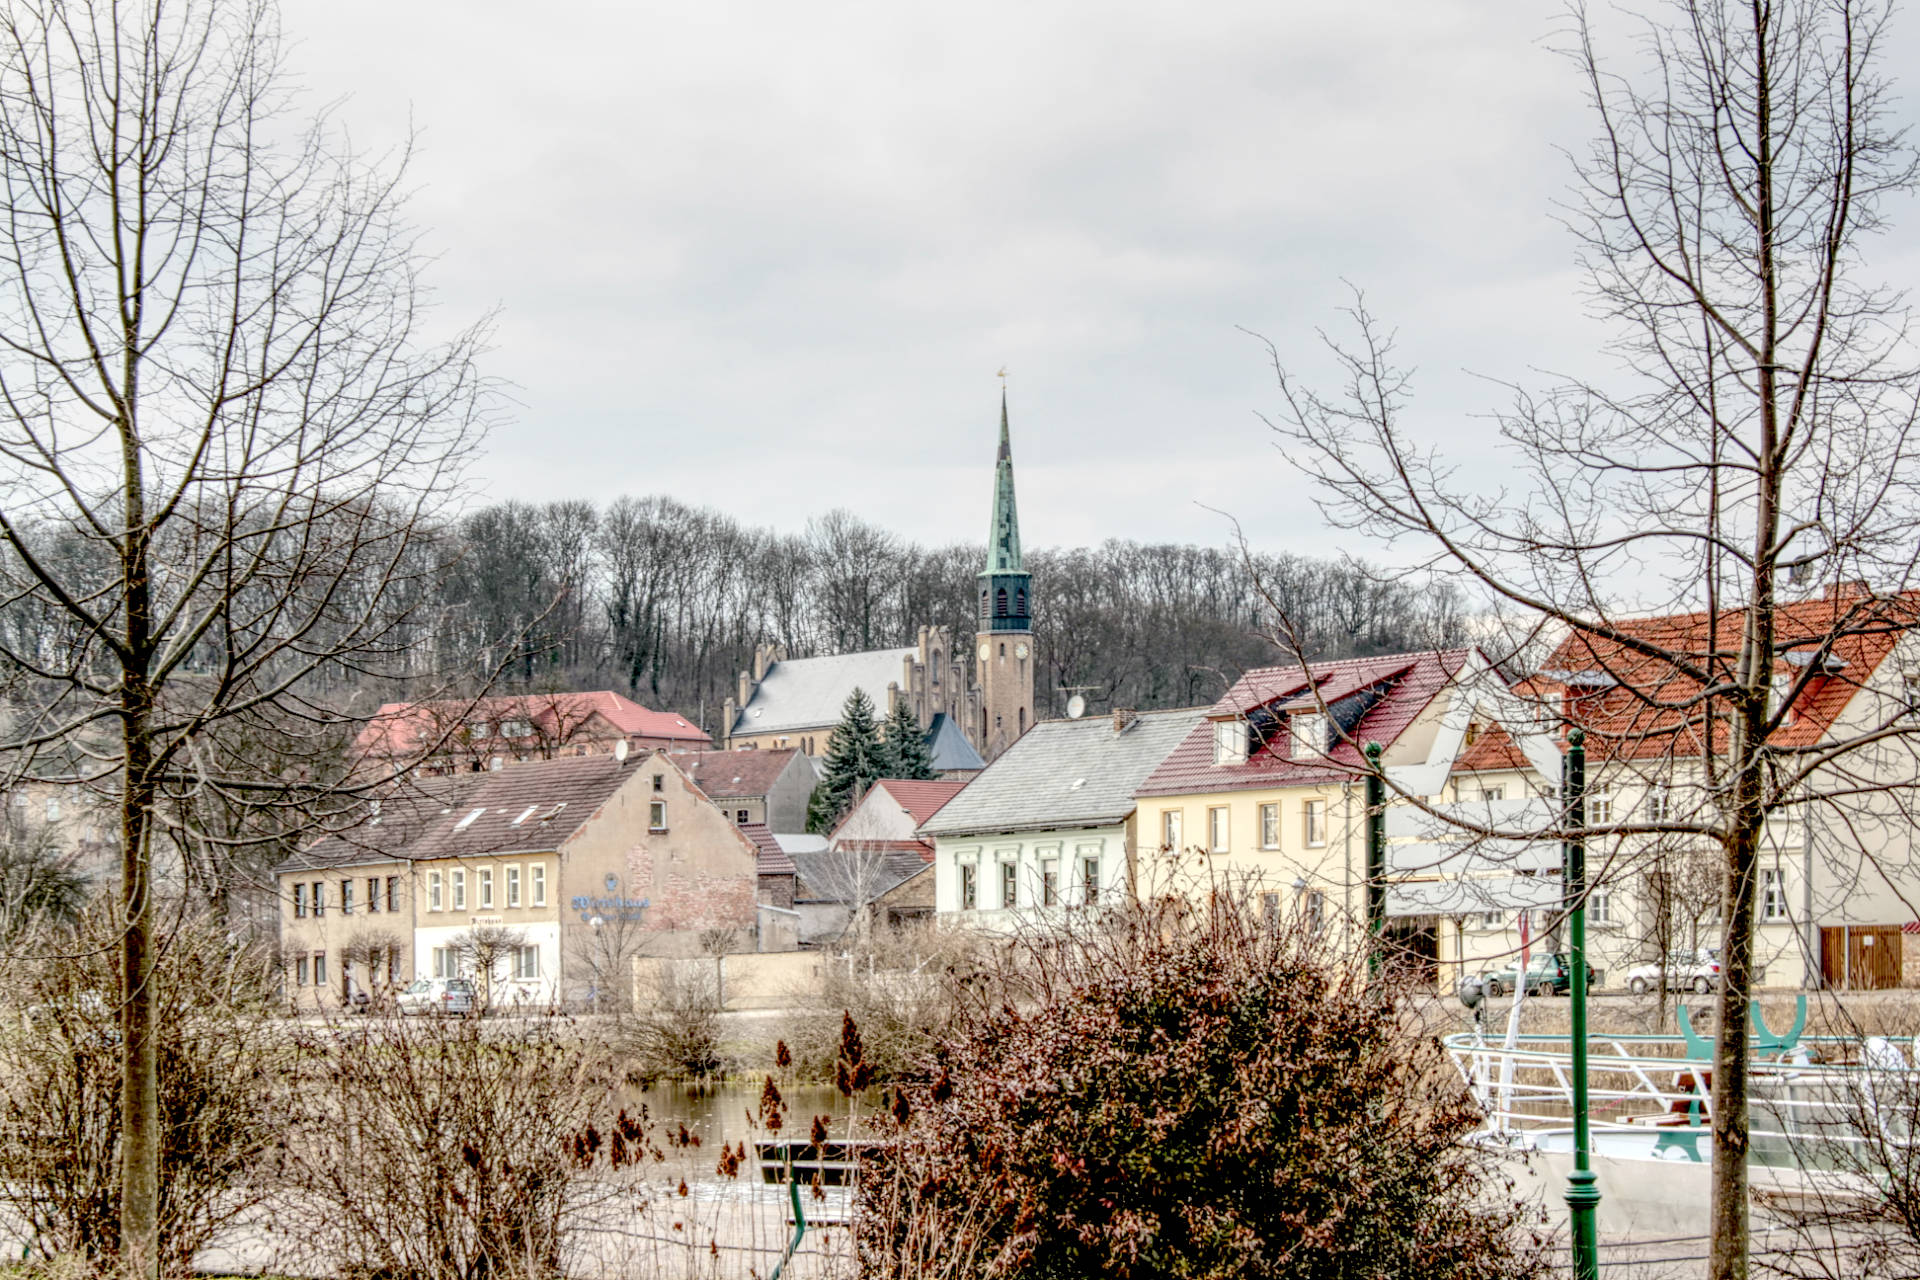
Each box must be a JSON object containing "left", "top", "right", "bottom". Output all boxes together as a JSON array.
[
  {"left": 0, "top": 900, "right": 285, "bottom": 1274},
  {"left": 278, "top": 1014, "right": 649, "bottom": 1280},
  {"left": 778, "top": 924, "right": 981, "bottom": 1084},
  {"left": 856, "top": 902, "right": 1550, "bottom": 1280},
  {"left": 623, "top": 957, "right": 726, "bottom": 1082}
]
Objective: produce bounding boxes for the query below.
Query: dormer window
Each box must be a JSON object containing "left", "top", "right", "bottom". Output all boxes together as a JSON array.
[
  {"left": 1289, "top": 713, "right": 1327, "bottom": 761},
  {"left": 1212, "top": 718, "right": 1249, "bottom": 766},
  {"left": 1771, "top": 672, "right": 1796, "bottom": 724}
]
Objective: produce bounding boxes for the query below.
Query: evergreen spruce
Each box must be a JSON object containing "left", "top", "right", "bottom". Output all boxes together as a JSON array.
[
  {"left": 806, "top": 689, "right": 885, "bottom": 832},
  {"left": 880, "top": 695, "right": 937, "bottom": 781}
]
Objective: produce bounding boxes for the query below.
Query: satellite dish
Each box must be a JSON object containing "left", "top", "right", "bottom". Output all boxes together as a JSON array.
[
  {"left": 1066, "top": 695, "right": 1087, "bottom": 720},
  {"left": 614, "top": 739, "right": 629, "bottom": 763}
]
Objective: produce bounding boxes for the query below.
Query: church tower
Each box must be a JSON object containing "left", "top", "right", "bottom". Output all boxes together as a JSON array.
[{"left": 975, "top": 391, "right": 1035, "bottom": 761}]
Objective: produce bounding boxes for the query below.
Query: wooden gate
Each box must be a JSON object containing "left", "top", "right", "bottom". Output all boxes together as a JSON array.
[{"left": 1820, "top": 925, "right": 1903, "bottom": 989}]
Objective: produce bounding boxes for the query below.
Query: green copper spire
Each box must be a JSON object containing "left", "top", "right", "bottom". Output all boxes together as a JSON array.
[{"left": 984, "top": 389, "right": 1023, "bottom": 575}]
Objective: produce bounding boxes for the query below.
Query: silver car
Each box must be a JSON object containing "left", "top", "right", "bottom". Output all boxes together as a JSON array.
[
  {"left": 1623, "top": 948, "right": 1721, "bottom": 995},
  {"left": 396, "top": 977, "right": 477, "bottom": 1016}
]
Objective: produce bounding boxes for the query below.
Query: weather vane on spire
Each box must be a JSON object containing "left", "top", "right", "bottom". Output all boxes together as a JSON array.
[{"left": 996, "top": 366, "right": 1007, "bottom": 383}]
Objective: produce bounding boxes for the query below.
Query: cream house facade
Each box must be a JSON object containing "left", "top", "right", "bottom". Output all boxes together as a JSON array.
[
  {"left": 1131, "top": 650, "right": 1494, "bottom": 973},
  {"left": 277, "top": 748, "right": 775, "bottom": 1010},
  {"left": 922, "top": 708, "right": 1208, "bottom": 930},
  {"left": 1446, "top": 591, "right": 1920, "bottom": 991}
]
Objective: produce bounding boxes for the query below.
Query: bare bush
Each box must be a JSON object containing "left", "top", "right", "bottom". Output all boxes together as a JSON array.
[
  {"left": 0, "top": 903, "right": 285, "bottom": 1273},
  {"left": 277, "top": 1014, "right": 647, "bottom": 1280},
  {"left": 624, "top": 958, "right": 725, "bottom": 1083},
  {"left": 779, "top": 925, "right": 977, "bottom": 1084}
]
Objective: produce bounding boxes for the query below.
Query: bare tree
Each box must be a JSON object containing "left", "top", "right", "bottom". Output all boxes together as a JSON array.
[
  {"left": 451, "top": 923, "right": 530, "bottom": 1012},
  {"left": 1259, "top": 3, "right": 1920, "bottom": 1275},
  {"left": 0, "top": 1, "right": 491, "bottom": 1271}
]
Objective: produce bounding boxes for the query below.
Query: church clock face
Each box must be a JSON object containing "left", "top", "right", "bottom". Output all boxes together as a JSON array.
[
  {"left": 978, "top": 642, "right": 990, "bottom": 660},
  {"left": 1015, "top": 643, "right": 1029, "bottom": 659}
]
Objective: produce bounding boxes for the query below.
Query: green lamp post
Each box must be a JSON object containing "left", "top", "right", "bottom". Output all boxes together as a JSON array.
[{"left": 1563, "top": 727, "right": 1600, "bottom": 1280}]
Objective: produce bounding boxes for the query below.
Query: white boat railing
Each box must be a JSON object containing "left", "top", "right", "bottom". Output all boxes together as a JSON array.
[{"left": 1444, "top": 1031, "right": 1919, "bottom": 1164}]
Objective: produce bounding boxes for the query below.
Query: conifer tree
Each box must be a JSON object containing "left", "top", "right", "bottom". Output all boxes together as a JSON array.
[
  {"left": 806, "top": 689, "right": 885, "bottom": 832},
  {"left": 880, "top": 696, "right": 937, "bottom": 781}
]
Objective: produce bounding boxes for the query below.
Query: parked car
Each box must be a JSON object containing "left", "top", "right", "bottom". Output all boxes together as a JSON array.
[
  {"left": 1476, "top": 952, "right": 1597, "bottom": 997},
  {"left": 396, "top": 978, "right": 476, "bottom": 1016},
  {"left": 1621, "top": 949, "right": 1721, "bottom": 995}
]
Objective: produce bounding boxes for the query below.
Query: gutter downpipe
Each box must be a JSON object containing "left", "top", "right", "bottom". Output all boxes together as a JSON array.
[
  {"left": 1802, "top": 798, "right": 1817, "bottom": 989},
  {"left": 1342, "top": 780, "right": 1355, "bottom": 944}
]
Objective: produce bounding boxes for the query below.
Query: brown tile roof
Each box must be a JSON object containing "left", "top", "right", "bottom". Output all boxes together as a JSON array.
[
  {"left": 1135, "top": 650, "right": 1472, "bottom": 798},
  {"left": 288, "top": 753, "right": 649, "bottom": 870},
  {"left": 740, "top": 822, "right": 797, "bottom": 877},
  {"left": 670, "top": 748, "right": 803, "bottom": 799},
  {"left": 871, "top": 779, "right": 967, "bottom": 825}
]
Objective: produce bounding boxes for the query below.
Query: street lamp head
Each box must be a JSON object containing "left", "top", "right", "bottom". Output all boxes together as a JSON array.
[{"left": 1457, "top": 975, "right": 1485, "bottom": 1011}]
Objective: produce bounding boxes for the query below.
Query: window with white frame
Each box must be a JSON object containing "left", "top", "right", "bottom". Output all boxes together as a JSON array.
[
  {"left": 433, "top": 947, "right": 457, "bottom": 978},
  {"left": 1289, "top": 713, "right": 1327, "bottom": 761},
  {"left": 532, "top": 864, "right": 547, "bottom": 907},
  {"left": 1761, "top": 868, "right": 1789, "bottom": 922},
  {"left": 1589, "top": 890, "right": 1613, "bottom": 925},
  {"left": 367, "top": 877, "right": 381, "bottom": 913},
  {"left": 451, "top": 869, "right": 466, "bottom": 911},
  {"left": 1482, "top": 909, "right": 1503, "bottom": 928},
  {"left": 1261, "top": 892, "right": 1280, "bottom": 930},
  {"left": 1208, "top": 806, "right": 1229, "bottom": 854},
  {"left": 386, "top": 876, "right": 399, "bottom": 912},
  {"left": 1082, "top": 856, "right": 1101, "bottom": 907},
  {"left": 313, "top": 953, "right": 327, "bottom": 986},
  {"left": 512, "top": 946, "right": 540, "bottom": 980},
  {"left": 1260, "top": 803, "right": 1280, "bottom": 850},
  {"left": 295, "top": 955, "right": 309, "bottom": 986},
  {"left": 506, "top": 866, "right": 521, "bottom": 908},
  {"left": 1000, "top": 861, "right": 1017, "bottom": 909},
  {"left": 1586, "top": 783, "right": 1612, "bottom": 825},
  {"left": 428, "top": 871, "right": 443, "bottom": 911},
  {"left": 1161, "top": 809, "right": 1182, "bottom": 851},
  {"left": 293, "top": 883, "right": 307, "bottom": 918},
  {"left": 649, "top": 800, "right": 668, "bottom": 831},
  {"left": 1304, "top": 889, "right": 1326, "bottom": 935},
  {"left": 1041, "top": 860, "right": 1059, "bottom": 907},
  {"left": 479, "top": 868, "right": 494, "bottom": 909},
  {"left": 44, "top": 795, "right": 60, "bottom": 821},
  {"left": 1479, "top": 786, "right": 1505, "bottom": 802},
  {"left": 340, "top": 880, "right": 354, "bottom": 915},
  {"left": 312, "top": 881, "right": 325, "bottom": 917},
  {"left": 1303, "top": 799, "right": 1327, "bottom": 848},
  {"left": 959, "top": 863, "right": 977, "bottom": 911},
  {"left": 1647, "top": 784, "right": 1672, "bottom": 823},
  {"left": 1212, "top": 718, "right": 1249, "bottom": 765}
]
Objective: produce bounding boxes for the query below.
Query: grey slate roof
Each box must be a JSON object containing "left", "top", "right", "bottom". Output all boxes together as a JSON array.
[
  {"left": 730, "top": 648, "right": 917, "bottom": 737},
  {"left": 791, "top": 848, "right": 930, "bottom": 904},
  {"left": 918, "top": 707, "right": 1210, "bottom": 838},
  {"left": 926, "top": 712, "right": 985, "bottom": 772}
]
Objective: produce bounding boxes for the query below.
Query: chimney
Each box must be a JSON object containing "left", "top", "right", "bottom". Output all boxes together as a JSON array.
[
  {"left": 753, "top": 643, "right": 774, "bottom": 682},
  {"left": 737, "top": 669, "right": 751, "bottom": 709},
  {"left": 1826, "top": 579, "right": 1871, "bottom": 601},
  {"left": 1112, "top": 707, "right": 1137, "bottom": 733},
  {"left": 722, "top": 697, "right": 736, "bottom": 741}
]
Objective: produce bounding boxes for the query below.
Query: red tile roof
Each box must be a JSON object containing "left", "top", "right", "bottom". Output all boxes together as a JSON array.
[
  {"left": 669, "top": 748, "right": 803, "bottom": 799},
  {"left": 740, "top": 822, "right": 797, "bottom": 877},
  {"left": 1136, "top": 650, "right": 1472, "bottom": 798},
  {"left": 354, "top": 690, "right": 709, "bottom": 759},
  {"left": 872, "top": 779, "right": 967, "bottom": 825},
  {"left": 1531, "top": 588, "right": 1916, "bottom": 762}
]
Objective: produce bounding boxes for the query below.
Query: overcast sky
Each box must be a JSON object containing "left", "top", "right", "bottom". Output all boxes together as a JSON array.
[{"left": 281, "top": 1, "right": 1920, "bottom": 559}]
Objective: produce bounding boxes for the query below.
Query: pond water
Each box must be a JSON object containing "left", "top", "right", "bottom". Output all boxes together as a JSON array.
[{"left": 620, "top": 1079, "right": 872, "bottom": 1162}]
